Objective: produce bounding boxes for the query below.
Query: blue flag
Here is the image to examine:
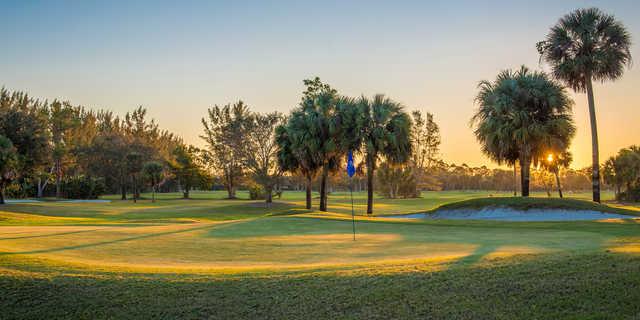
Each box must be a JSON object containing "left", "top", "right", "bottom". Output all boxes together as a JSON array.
[{"left": 347, "top": 151, "right": 356, "bottom": 178}]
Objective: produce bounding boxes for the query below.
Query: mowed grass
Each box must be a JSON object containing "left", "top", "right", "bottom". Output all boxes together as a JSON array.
[{"left": 1, "top": 190, "right": 640, "bottom": 319}]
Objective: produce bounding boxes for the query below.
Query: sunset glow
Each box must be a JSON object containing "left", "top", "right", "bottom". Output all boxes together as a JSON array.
[{"left": 1, "top": 1, "right": 638, "bottom": 168}]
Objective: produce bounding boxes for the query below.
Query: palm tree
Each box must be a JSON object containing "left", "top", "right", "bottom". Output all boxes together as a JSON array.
[
  {"left": 472, "top": 66, "right": 575, "bottom": 196},
  {"left": 282, "top": 78, "right": 352, "bottom": 212},
  {"left": 357, "top": 94, "right": 412, "bottom": 214},
  {"left": 275, "top": 121, "right": 317, "bottom": 209},
  {"left": 538, "top": 7, "right": 632, "bottom": 203},
  {"left": 541, "top": 151, "right": 572, "bottom": 198}
]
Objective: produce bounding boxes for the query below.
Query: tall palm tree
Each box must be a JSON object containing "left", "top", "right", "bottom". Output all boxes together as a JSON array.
[
  {"left": 357, "top": 94, "right": 412, "bottom": 214},
  {"left": 538, "top": 7, "right": 632, "bottom": 203},
  {"left": 472, "top": 66, "right": 575, "bottom": 196}
]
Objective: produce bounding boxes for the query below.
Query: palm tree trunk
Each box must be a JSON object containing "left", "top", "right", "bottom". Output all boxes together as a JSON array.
[
  {"left": 366, "top": 154, "right": 375, "bottom": 215},
  {"left": 366, "top": 171, "right": 374, "bottom": 215},
  {"left": 0, "top": 186, "right": 5, "bottom": 204},
  {"left": 586, "top": 76, "right": 601, "bottom": 203},
  {"left": 520, "top": 157, "right": 530, "bottom": 197},
  {"left": 554, "top": 170, "right": 563, "bottom": 198},
  {"left": 319, "top": 167, "right": 328, "bottom": 212},
  {"left": 305, "top": 175, "right": 312, "bottom": 210},
  {"left": 513, "top": 164, "right": 517, "bottom": 196},
  {"left": 152, "top": 185, "right": 156, "bottom": 203},
  {"left": 366, "top": 174, "right": 373, "bottom": 214}
]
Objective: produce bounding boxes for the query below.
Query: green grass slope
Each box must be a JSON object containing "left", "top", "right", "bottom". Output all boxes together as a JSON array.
[{"left": 429, "top": 196, "right": 640, "bottom": 216}]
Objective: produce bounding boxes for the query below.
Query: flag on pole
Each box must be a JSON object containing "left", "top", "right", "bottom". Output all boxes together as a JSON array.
[
  {"left": 347, "top": 150, "right": 356, "bottom": 240},
  {"left": 347, "top": 151, "right": 356, "bottom": 178}
]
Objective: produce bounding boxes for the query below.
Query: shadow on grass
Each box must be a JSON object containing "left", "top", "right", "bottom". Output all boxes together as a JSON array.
[
  {"left": 448, "top": 244, "right": 500, "bottom": 268},
  {"left": 0, "top": 229, "right": 102, "bottom": 241},
  {"left": 0, "top": 221, "right": 249, "bottom": 256}
]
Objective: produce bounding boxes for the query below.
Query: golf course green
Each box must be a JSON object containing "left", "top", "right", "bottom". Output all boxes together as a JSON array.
[{"left": 1, "top": 190, "right": 640, "bottom": 319}]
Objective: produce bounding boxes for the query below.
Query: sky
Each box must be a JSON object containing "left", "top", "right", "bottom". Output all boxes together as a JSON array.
[{"left": 1, "top": 0, "right": 639, "bottom": 168}]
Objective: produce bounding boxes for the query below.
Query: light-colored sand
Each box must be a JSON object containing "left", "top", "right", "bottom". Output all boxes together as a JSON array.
[{"left": 390, "top": 208, "right": 635, "bottom": 221}]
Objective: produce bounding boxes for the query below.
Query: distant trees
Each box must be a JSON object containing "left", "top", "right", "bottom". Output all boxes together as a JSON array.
[
  {"left": 241, "top": 112, "right": 284, "bottom": 204},
  {"left": 538, "top": 8, "right": 632, "bottom": 203},
  {"left": 472, "top": 66, "right": 575, "bottom": 196},
  {"left": 376, "top": 162, "right": 418, "bottom": 199},
  {"left": 171, "top": 145, "right": 210, "bottom": 199},
  {"left": 143, "top": 161, "right": 164, "bottom": 203},
  {"left": 0, "top": 89, "right": 50, "bottom": 202},
  {"left": 0, "top": 87, "right": 183, "bottom": 201},
  {"left": 201, "top": 102, "right": 251, "bottom": 199},
  {"left": 603, "top": 146, "right": 640, "bottom": 201},
  {"left": 0, "top": 136, "right": 17, "bottom": 204},
  {"left": 411, "top": 111, "right": 441, "bottom": 171},
  {"left": 126, "top": 152, "right": 144, "bottom": 203}
]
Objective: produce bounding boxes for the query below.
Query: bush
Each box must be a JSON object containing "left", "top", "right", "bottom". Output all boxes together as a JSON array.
[
  {"left": 376, "top": 162, "right": 420, "bottom": 199},
  {"left": 248, "top": 183, "right": 265, "bottom": 200},
  {"left": 4, "top": 183, "right": 29, "bottom": 199},
  {"left": 62, "top": 176, "right": 106, "bottom": 199},
  {"left": 617, "top": 187, "right": 640, "bottom": 202}
]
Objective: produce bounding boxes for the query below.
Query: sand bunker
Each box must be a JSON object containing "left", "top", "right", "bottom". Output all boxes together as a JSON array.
[{"left": 390, "top": 208, "right": 635, "bottom": 221}]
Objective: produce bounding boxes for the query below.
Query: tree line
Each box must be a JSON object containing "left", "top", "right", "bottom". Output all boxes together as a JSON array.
[
  {"left": 202, "top": 77, "right": 441, "bottom": 214},
  {"left": 0, "top": 88, "right": 212, "bottom": 204}
]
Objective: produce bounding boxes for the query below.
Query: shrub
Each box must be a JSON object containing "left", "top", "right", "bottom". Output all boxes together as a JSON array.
[
  {"left": 617, "top": 187, "right": 640, "bottom": 202},
  {"left": 376, "top": 162, "right": 420, "bottom": 199},
  {"left": 248, "top": 183, "right": 265, "bottom": 200},
  {"left": 62, "top": 176, "right": 106, "bottom": 199},
  {"left": 4, "top": 183, "right": 29, "bottom": 199}
]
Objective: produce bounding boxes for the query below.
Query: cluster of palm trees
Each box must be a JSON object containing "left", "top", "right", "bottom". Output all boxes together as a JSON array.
[
  {"left": 276, "top": 78, "right": 412, "bottom": 214},
  {"left": 473, "top": 8, "right": 631, "bottom": 202}
]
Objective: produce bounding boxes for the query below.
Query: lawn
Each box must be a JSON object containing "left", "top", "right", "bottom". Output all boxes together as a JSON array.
[{"left": 1, "top": 190, "right": 640, "bottom": 319}]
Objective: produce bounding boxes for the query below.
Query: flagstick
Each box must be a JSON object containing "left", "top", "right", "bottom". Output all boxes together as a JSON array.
[{"left": 350, "top": 177, "right": 356, "bottom": 241}]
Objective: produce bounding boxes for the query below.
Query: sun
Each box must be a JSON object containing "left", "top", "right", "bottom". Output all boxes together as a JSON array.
[{"left": 547, "top": 154, "right": 554, "bottom": 163}]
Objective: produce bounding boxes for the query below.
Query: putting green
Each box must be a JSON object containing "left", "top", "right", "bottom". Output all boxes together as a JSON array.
[
  {"left": 0, "top": 190, "right": 638, "bottom": 274},
  {"left": 2, "top": 191, "right": 640, "bottom": 318}
]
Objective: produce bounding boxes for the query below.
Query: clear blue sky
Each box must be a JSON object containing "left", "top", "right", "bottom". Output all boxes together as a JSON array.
[{"left": 2, "top": 0, "right": 639, "bottom": 167}]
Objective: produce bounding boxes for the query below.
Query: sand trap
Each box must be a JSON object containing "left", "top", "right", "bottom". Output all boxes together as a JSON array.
[{"left": 390, "top": 207, "right": 635, "bottom": 221}]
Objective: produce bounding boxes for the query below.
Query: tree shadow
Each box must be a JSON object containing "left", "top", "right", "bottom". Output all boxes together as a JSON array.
[
  {"left": 0, "top": 229, "right": 101, "bottom": 241},
  {"left": 448, "top": 244, "right": 500, "bottom": 268},
  {"left": 0, "top": 222, "right": 243, "bottom": 256}
]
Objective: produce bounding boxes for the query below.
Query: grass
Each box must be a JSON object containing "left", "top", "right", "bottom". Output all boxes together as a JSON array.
[
  {"left": 0, "top": 190, "right": 639, "bottom": 319},
  {"left": 430, "top": 196, "right": 640, "bottom": 215}
]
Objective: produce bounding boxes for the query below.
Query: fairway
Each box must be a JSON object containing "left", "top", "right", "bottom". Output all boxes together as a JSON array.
[{"left": 2, "top": 191, "right": 640, "bottom": 318}]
